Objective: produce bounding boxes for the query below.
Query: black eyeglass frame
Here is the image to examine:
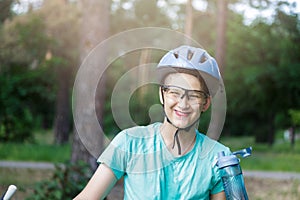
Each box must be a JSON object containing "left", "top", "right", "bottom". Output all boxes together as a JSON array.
[{"left": 160, "top": 85, "right": 209, "bottom": 104}]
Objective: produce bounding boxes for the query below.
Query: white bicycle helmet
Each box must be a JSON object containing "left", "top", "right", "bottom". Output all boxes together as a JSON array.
[{"left": 157, "top": 45, "right": 221, "bottom": 96}]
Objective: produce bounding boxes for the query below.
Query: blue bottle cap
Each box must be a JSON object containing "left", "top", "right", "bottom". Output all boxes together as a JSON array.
[{"left": 217, "top": 151, "right": 239, "bottom": 168}]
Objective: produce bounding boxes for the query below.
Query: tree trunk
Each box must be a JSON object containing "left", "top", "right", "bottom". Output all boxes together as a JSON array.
[
  {"left": 0, "top": 0, "right": 13, "bottom": 23},
  {"left": 71, "top": 0, "right": 110, "bottom": 170},
  {"left": 215, "top": 0, "right": 228, "bottom": 74},
  {"left": 184, "top": 0, "right": 193, "bottom": 44},
  {"left": 138, "top": 49, "right": 151, "bottom": 102},
  {"left": 267, "top": 112, "right": 275, "bottom": 146},
  {"left": 290, "top": 126, "right": 295, "bottom": 148},
  {"left": 49, "top": 0, "right": 78, "bottom": 145},
  {"left": 54, "top": 66, "right": 71, "bottom": 144}
]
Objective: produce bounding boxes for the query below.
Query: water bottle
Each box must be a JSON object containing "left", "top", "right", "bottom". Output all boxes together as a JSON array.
[{"left": 217, "top": 147, "right": 252, "bottom": 200}]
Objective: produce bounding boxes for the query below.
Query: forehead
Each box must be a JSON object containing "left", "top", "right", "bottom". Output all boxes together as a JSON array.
[{"left": 164, "top": 73, "right": 201, "bottom": 90}]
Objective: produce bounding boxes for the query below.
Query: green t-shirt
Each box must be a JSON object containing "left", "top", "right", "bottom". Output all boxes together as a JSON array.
[{"left": 98, "top": 122, "right": 230, "bottom": 200}]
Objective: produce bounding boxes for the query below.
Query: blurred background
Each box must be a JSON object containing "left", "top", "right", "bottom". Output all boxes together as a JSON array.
[{"left": 0, "top": 0, "right": 299, "bottom": 199}]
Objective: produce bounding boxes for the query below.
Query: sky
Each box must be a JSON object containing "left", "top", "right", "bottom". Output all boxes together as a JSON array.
[
  {"left": 12, "top": 0, "right": 300, "bottom": 25},
  {"left": 231, "top": 0, "right": 300, "bottom": 25},
  {"left": 190, "top": 0, "right": 300, "bottom": 25},
  {"left": 12, "top": 0, "right": 43, "bottom": 13}
]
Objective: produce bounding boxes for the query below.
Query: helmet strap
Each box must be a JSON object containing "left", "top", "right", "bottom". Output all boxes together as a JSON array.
[{"left": 172, "top": 129, "right": 181, "bottom": 155}]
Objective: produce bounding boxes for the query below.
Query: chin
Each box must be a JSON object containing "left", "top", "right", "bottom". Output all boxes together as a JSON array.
[{"left": 173, "top": 120, "right": 192, "bottom": 129}]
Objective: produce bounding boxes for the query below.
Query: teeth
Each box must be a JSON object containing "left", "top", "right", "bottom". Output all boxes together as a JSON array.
[{"left": 176, "top": 109, "right": 188, "bottom": 113}]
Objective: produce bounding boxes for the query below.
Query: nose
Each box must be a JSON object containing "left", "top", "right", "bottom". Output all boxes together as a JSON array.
[{"left": 178, "top": 94, "right": 189, "bottom": 107}]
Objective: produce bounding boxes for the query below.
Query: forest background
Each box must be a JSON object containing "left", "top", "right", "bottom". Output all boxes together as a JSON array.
[{"left": 0, "top": 0, "right": 300, "bottom": 199}]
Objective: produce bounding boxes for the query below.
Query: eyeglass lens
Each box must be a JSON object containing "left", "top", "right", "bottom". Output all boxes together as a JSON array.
[{"left": 162, "top": 85, "right": 207, "bottom": 104}]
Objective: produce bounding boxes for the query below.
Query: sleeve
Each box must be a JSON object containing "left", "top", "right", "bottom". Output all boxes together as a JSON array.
[{"left": 97, "top": 130, "right": 128, "bottom": 180}]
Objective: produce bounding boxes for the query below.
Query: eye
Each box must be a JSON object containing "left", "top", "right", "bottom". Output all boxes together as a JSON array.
[
  {"left": 188, "top": 94, "right": 201, "bottom": 100},
  {"left": 189, "top": 94, "right": 201, "bottom": 99},
  {"left": 188, "top": 91, "right": 207, "bottom": 100},
  {"left": 189, "top": 91, "right": 201, "bottom": 97},
  {"left": 168, "top": 89, "right": 181, "bottom": 96}
]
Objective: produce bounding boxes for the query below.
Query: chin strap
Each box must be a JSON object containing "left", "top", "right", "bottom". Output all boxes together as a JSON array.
[
  {"left": 165, "top": 114, "right": 199, "bottom": 155},
  {"left": 172, "top": 129, "right": 181, "bottom": 155}
]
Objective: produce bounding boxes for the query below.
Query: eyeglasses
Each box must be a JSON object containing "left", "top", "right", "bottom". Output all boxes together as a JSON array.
[{"left": 161, "top": 85, "right": 208, "bottom": 105}]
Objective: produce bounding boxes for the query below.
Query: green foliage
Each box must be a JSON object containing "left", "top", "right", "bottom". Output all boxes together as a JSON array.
[
  {"left": 289, "top": 110, "right": 300, "bottom": 126},
  {"left": 129, "top": 84, "right": 161, "bottom": 125},
  {"left": 0, "top": 61, "right": 55, "bottom": 142},
  {"left": 0, "top": 14, "right": 50, "bottom": 66},
  {"left": 0, "top": 0, "right": 78, "bottom": 142},
  {"left": 0, "top": 64, "right": 56, "bottom": 142},
  {"left": 26, "top": 161, "right": 92, "bottom": 200},
  {"left": 224, "top": 4, "right": 300, "bottom": 143},
  {"left": 0, "top": 7, "right": 56, "bottom": 142},
  {"left": 110, "top": 0, "right": 172, "bottom": 33}
]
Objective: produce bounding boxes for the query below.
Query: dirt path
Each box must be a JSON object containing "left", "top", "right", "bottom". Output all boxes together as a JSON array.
[{"left": 244, "top": 170, "right": 300, "bottom": 180}]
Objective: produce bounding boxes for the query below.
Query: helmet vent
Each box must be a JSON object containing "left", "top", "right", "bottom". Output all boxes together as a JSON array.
[
  {"left": 174, "top": 52, "right": 179, "bottom": 59},
  {"left": 200, "top": 54, "right": 208, "bottom": 63},
  {"left": 187, "top": 50, "right": 194, "bottom": 60}
]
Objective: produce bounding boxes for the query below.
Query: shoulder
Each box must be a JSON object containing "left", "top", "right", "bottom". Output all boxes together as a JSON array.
[
  {"left": 126, "top": 122, "right": 161, "bottom": 136},
  {"left": 113, "top": 122, "right": 161, "bottom": 138},
  {"left": 110, "top": 122, "right": 161, "bottom": 148},
  {"left": 196, "top": 131, "right": 231, "bottom": 159}
]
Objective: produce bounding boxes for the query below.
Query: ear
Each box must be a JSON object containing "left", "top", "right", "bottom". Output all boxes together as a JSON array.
[
  {"left": 159, "top": 87, "right": 164, "bottom": 105},
  {"left": 202, "top": 96, "right": 211, "bottom": 112}
]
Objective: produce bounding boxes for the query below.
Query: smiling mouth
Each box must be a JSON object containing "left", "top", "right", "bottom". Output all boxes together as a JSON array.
[{"left": 174, "top": 109, "right": 190, "bottom": 117}]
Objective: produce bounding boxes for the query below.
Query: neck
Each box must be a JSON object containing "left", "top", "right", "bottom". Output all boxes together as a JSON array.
[
  {"left": 161, "top": 117, "right": 197, "bottom": 136},
  {"left": 160, "top": 119, "right": 197, "bottom": 155}
]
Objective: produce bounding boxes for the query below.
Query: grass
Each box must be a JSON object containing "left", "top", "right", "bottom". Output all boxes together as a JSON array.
[
  {"left": 0, "top": 143, "right": 70, "bottom": 162},
  {"left": 220, "top": 135, "right": 300, "bottom": 172},
  {"left": 0, "top": 130, "right": 71, "bottom": 163},
  {"left": 1, "top": 130, "right": 300, "bottom": 172}
]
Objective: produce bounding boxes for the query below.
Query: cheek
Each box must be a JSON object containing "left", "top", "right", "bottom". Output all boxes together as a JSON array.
[
  {"left": 163, "top": 99, "right": 178, "bottom": 116},
  {"left": 193, "top": 107, "right": 201, "bottom": 116},
  {"left": 163, "top": 95, "right": 176, "bottom": 105}
]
